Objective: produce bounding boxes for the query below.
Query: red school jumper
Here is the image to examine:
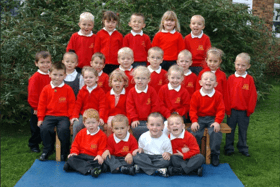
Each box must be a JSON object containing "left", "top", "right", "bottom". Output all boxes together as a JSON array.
[
  {"left": 123, "top": 31, "right": 152, "bottom": 62},
  {"left": 225, "top": 73, "right": 257, "bottom": 117},
  {"left": 66, "top": 32, "right": 95, "bottom": 68},
  {"left": 118, "top": 66, "right": 135, "bottom": 92},
  {"left": 182, "top": 71, "right": 197, "bottom": 97},
  {"left": 184, "top": 33, "right": 211, "bottom": 68},
  {"left": 148, "top": 66, "right": 168, "bottom": 93},
  {"left": 94, "top": 29, "right": 123, "bottom": 65},
  {"left": 98, "top": 71, "right": 110, "bottom": 93}
]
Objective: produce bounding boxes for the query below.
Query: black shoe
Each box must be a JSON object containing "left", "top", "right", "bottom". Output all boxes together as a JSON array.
[
  {"left": 211, "top": 154, "right": 220, "bottom": 166},
  {"left": 30, "top": 147, "right": 40, "bottom": 153},
  {"left": 120, "top": 166, "right": 135, "bottom": 175},
  {"left": 61, "top": 155, "right": 67, "bottom": 161},
  {"left": 225, "top": 151, "right": 234, "bottom": 156},
  {"left": 197, "top": 167, "right": 203, "bottom": 177},
  {"left": 168, "top": 166, "right": 174, "bottom": 176},
  {"left": 63, "top": 162, "right": 71, "bottom": 171},
  {"left": 91, "top": 167, "right": 101, "bottom": 178},
  {"left": 168, "top": 166, "right": 184, "bottom": 176},
  {"left": 157, "top": 168, "right": 169, "bottom": 177},
  {"left": 240, "top": 151, "right": 250, "bottom": 157},
  {"left": 39, "top": 152, "right": 49, "bottom": 161},
  {"left": 101, "top": 163, "right": 109, "bottom": 173}
]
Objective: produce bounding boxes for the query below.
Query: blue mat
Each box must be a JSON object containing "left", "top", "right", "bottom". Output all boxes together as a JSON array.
[{"left": 16, "top": 159, "right": 244, "bottom": 187}]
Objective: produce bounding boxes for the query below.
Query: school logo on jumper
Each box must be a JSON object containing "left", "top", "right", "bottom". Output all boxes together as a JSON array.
[
  {"left": 91, "top": 144, "right": 97, "bottom": 149},
  {"left": 141, "top": 41, "right": 146, "bottom": 47},
  {"left": 158, "top": 79, "right": 163, "bottom": 85},
  {"left": 242, "top": 84, "right": 249, "bottom": 90},
  {"left": 89, "top": 43, "right": 94, "bottom": 48},
  {"left": 187, "top": 82, "right": 194, "bottom": 87},
  {"left": 146, "top": 98, "right": 151, "bottom": 105},
  {"left": 98, "top": 82, "right": 103, "bottom": 87},
  {"left": 122, "top": 146, "right": 129, "bottom": 152},
  {"left": 175, "top": 97, "right": 181, "bottom": 104},
  {"left": 197, "top": 45, "right": 204, "bottom": 51},
  {"left": 59, "top": 97, "right": 66, "bottom": 103}
]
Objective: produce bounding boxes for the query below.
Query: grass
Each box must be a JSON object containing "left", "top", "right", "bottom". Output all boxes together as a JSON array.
[{"left": 1, "top": 79, "right": 280, "bottom": 187}]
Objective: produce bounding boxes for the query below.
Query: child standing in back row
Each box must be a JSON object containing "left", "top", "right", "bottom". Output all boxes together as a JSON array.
[{"left": 152, "top": 11, "right": 185, "bottom": 71}]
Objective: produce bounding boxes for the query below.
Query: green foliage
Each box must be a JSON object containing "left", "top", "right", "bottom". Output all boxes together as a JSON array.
[{"left": 1, "top": 0, "right": 279, "bottom": 126}]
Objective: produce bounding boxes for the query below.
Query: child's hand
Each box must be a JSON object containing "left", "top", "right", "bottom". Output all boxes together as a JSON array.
[
  {"left": 181, "top": 145, "right": 190, "bottom": 153},
  {"left": 37, "top": 121, "right": 43, "bottom": 127},
  {"left": 99, "top": 119, "right": 105, "bottom": 126},
  {"left": 33, "top": 110, "right": 37, "bottom": 115},
  {"left": 227, "top": 115, "right": 231, "bottom": 118},
  {"left": 68, "top": 153, "right": 77, "bottom": 158},
  {"left": 191, "top": 122, "right": 200, "bottom": 132},
  {"left": 210, "top": 122, "right": 220, "bottom": 133},
  {"left": 94, "top": 155, "right": 104, "bottom": 165},
  {"left": 124, "top": 153, "right": 133, "bottom": 164},
  {"left": 132, "top": 148, "right": 143, "bottom": 156},
  {"left": 174, "top": 150, "right": 184, "bottom": 157},
  {"left": 162, "top": 152, "right": 171, "bottom": 160},
  {"left": 102, "top": 150, "right": 111, "bottom": 160},
  {"left": 70, "top": 118, "right": 78, "bottom": 125},
  {"left": 131, "top": 121, "right": 140, "bottom": 128}
]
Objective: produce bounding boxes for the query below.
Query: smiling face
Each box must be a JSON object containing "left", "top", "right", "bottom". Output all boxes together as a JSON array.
[
  {"left": 62, "top": 54, "right": 78, "bottom": 73},
  {"left": 190, "top": 16, "right": 205, "bottom": 36},
  {"left": 168, "top": 116, "right": 185, "bottom": 137},
  {"left": 83, "top": 70, "right": 98, "bottom": 88},
  {"left": 147, "top": 116, "right": 164, "bottom": 138},
  {"left": 199, "top": 72, "right": 217, "bottom": 93},
  {"left": 147, "top": 50, "right": 163, "bottom": 70},
  {"left": 104, "top": 19, "right": 117, "bottom": 32},
  {"left": 129, "top": 15, "right": 146, "bottom": 33},
  {"left": 235, "top": 57, "right": 251, "bottom": 76},
  {"left": 163, "top": 19, "right": 176, "bottom": 32},
  {"left": 91, "top": 57, "right": 105, "bottom": 73},
  {"left": 206, "top": 53, "right": 221, "bottom": 71},
  {"left": 35, "top": 57, "right": 52, "bottom": 73},
  {"left": 168, "top": 70, "right": 184, "bottom": 89},
  {"left": 84, "top": 117, "right": 99, "bottom": 134},
  {"left": 49, "top": 69, "right": 66, "bottom": 87},
  {"left": 112, "top": 121, "right": 129, "bottom": 140},
  {"left": 177, "top": 55, "right": 192, "bottom": 72},
  {"left": 118, "top": 53, "right": 134, "bottom": 70},
  {"left": 78, "top": 19, "right": 94, "bottom": 35}
]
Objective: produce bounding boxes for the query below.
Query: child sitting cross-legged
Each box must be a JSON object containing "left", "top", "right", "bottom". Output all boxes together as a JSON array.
[
  {"left": 63, "top": 109, "right": 107, "bottom": 178},
  {"left": 167, "top": 114, "right": 204, "bottom": 176},
  {"left": 132, "top": 112, "right": 173, "bottom": 177},
  {"left": 102, "top": 114, "right": 138, "bottom": 175}
]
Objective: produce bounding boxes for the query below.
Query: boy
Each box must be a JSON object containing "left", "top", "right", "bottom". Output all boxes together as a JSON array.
[
  {"left": 133, "top": 112, "right": 172, "bottom": 177},
  {"left": 190, "top": 71, "right": 225, "bottom": 166},
  {"left": 147, "top": 47, "right": 168, "bottom": 93},
  {"left": 64, "top": 109, "right": 107, "bottom": 178},
  {"left": 184, "top": 15, "right": 211, "bottom": 75},
  {"left": 90, "top": 52, "right": 110, "bottom": 93},
  {"left": 224, "top": 53, "right": 257, "bottom": 157},
  {"left": 123, "top": 13, "right": 152, "bottom": 68},
  {"left": 37, "top": 62, "right": 76, "bottom": 161},
  {"left": 102, "top": 115, "right": 138, "bottom": 175},
  {"left": 62, "top": 51, "right": 84, "bottom": 97},
  {"left": 28, "top": 51, "right": 52, "bottom": 153},
  {"left": 167, "top": 114, "right": 204, "bottom": 176},
  {"left": 66, "top": 12, "right": 95, "bottom": 72},
  {"left": 118, "top": 47, "right": 135, "bottom": 92}
]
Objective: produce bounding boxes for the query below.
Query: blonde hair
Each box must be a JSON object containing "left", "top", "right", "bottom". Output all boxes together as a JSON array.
[
  {"left": 167, "top": 113, "right": 184, "bottom": 124},
  {"left": 207, "top": 47, "right": 224, "bottom": 60},
  {"left": 178, "top": 49, "right": 192, "bottom": 60},
  {"left": 83, "top": 109, "right": 99, "bottom": 122},
  {"left": 109, "top": 69, "right": 129, "bottom": 88},
  {"left": 80, "top": 12, "right": 94, "bottom": 23},
  {"left": 148, "top": 47, "right": 164, "bottom": 57},
  {"left": 133, "top": 66, "right": 150, "bottom": 78},
  {"left": 191, "top": 15, "right": 205, "bottom": 25},
  {"left": 111, "top": 114, "right": 129, "bottom": 127},
  {"left": 201, "top": 71, "right": 216, "bottom": 81},
  {"left": 82, "top": 66, "right": 98, "bottom": 77},
  {"left": 159, "top": 11, "right": 180, "bottom": 32},
  {"left": 168, "top": 65, "right": 184, "bottom": 77},
  {"left": 118, "top": 47, "right": 134, "bottom": 58},
  {"left": 236, "top": 53, "right": 251, "bottom": 64}
]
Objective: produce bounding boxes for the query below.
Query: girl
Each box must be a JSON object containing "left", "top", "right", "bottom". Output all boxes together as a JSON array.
[
  {"left": 158, "top": 65, "right": 190, "bottom": 120},
  {"left": 94, "top": 11, "right": 123, "bottom": 75},
  {"left": 196, "top": 47, "right": 227, "bottom": 98},
  {"left": 152, "top": 11, "right": 185, "bottom": 71}
]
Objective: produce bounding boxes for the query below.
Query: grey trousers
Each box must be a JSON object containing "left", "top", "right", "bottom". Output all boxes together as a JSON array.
[
  {"left": 170, "top": 154, "right": 205, "bottom": 174},
  {"left": 131, "top": 121, "right": 148, "bottom": 141},
  {"left": 105, "top": 156, "right": 133, "bottom": 173},
  {"left": 66, "top": 154, "right": 100, "bottom": 175}
]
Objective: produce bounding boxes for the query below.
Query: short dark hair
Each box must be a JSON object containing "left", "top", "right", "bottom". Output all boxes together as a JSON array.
[
  {"left": 147, "top": 112, "right": 164, "bottom": 123},
  {"left": 35, "top": 51, "right": 51, "bottom": 62},
  {"left": 50, "top": 61, "right": 66, "bottom": 73}
]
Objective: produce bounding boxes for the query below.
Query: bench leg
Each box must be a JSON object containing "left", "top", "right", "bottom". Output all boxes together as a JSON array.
[
  {"left": 55, "top": 127, "right": 61, "bottom": 161},
  {"left": 205, "top": 129, "right": 211, "bottom": 164}
]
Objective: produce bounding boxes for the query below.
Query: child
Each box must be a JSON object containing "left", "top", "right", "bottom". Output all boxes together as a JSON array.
[
  {"left": 152, "top": 11, "right": 185, "bottom": 71},
  {"left": 177, "top": 49, "right": 197, "bottom": 96},
  {"left": 28, "top": 51, "right": 52, "bottom": 153},
  {"left": 123, "top": 13, "right": 152, "bottom": 68},
  {"left": 184, "top": 15, "right": 211, "bottom": 75},
  {"left": 167, "top": 114, "right": 204, "bottom": 176},
  {"left": 147, "top": 47, "right": 168, "bottom": 93},
  {"left": 90, "top": 52, "right": 110, "bottom": 93},
  {"left": 126, "top": 66, "right": 161, "bottom": 140},
  {"left": 37, "top": 62, "right": 76, "bottom": 161},
  {"left": 224, "top": 53, "right": 257, "bottom": 157},
  {"left": 106, "top": 69, "right": 129, "bottom": 129},
  {"left": 66, "top": 12, "right": 95, "bottom": 72},
  {"left": 133, "top": 112, "right": 172, "bottom": 177},
  {"left": 102, "top": 115, "right": 138, "bottom": 175},
  {"left": 196, "top": 47, "right": 227, "bottom": 99},
  {"left": 62, "top": 51, "right": 84, "bottom": 97},
  {"left": 117, "top": 47, "right": 135, "bottom": 92},
  {"left": 94, "top": 11, "right": 123, "bottom": 75},
  {"left": 190, "top": 71, "right": 225, "bottom": 166},
  {"left": 158, "top": 65, "right": 190, "bottom": 120},
  {"left": 71, "top": 66, "right": 106, "bottom": 140},
  {"left": 64, "top": 109, "right": 107, "bottom": 178}
]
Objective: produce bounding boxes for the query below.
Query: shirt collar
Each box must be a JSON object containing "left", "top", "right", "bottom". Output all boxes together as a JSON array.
[
  {"left": 38, "top": 69, "right": 49, "bottom": 75},
  {"left": 161, "top": 29, "right": 176, "bottom": 34},
  {"left": 131, "top": 30, "right": 143, "bottom": 36},
  {"left": 119, "top": 65, "right": 133, "bottom": 71},
  {"left": 78, "top": 30, "right": 94, "bottom": 37},
  {"left": 191, "top": 31, "right": 203, "bottom": 38},
  {"left": 148, "top": 65, "right": 161, "bottom": 74},
  {"left": 87, "top": 127, "right": 100, "bottom": 136},
  {"left": 110, "top": 88, "right": 125, "bottom": 95},
  {"left": 235, "top": 71, "right": 247, "bottom": 78},
  {"left": 200, "top": 87, "right": 215, "bottom": 97},
  {"left": 170, "top": 129, "right": 185, "bottom": 140},
  {"left": 103, "top": 27, "right": 116, "bottom": 36},
  {"left": 66, "top": 69, "right": 77, "bottom": 77},
  {"left": 113, "top": 132, "right": 130, "bottom": 143},
  {"left": 184, "top": 70, "right": 192, "bottom": 76},
  {"left": 168, "top": 83, "right": 181, "bottom": 92},
  {"left": 135, "top": 85, "right": 148, "bottom": 93},
  {"left": 98, "top": 71, "right": 103, "bottom": 77},
  {"left": 87, "top": 84, "right": 97, "bottom": 93},
  {"left": 50, "top": 81, "right": 64, "bottom": 88}
]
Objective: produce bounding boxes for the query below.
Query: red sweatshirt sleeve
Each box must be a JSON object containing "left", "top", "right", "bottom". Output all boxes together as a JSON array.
[
  {"left": 246, "top": 77, "right": 257, "bottom": 116},
  {"left": 182, "top": 132, "right": 201, "bottom": 160},
  {"left": 126, "top": 89, "right": 139, "bottom": 122}
]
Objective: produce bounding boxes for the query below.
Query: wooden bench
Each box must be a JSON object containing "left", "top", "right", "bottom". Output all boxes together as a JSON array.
[{"left": 185, "top": 123, "right": 231, "bottom": 164}]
